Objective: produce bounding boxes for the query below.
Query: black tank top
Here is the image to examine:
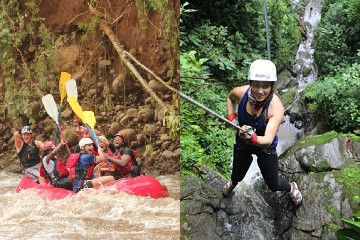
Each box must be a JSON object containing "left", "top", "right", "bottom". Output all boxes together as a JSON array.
[{"left": 18, "top": 139, "right": 41, "bottom": 168}]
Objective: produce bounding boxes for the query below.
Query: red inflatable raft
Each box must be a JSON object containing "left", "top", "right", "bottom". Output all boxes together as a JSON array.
[{"left": 16, "top": 175, "right": 169, "bottom": 200}]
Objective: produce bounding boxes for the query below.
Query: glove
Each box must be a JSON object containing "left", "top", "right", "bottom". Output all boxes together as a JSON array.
[
  {"left": 227, "top": 113, "right": 239, "bottom": 128},
  {"left": 239, "top": 125, "right": 257, "bottom": 144}
]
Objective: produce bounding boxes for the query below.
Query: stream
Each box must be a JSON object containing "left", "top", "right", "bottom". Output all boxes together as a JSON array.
[{"left": 0, "top": 170, "right": 180, "bottom": 240}]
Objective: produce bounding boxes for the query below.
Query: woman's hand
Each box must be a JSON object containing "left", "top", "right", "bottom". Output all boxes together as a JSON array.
[{"left": 239, "top": 125, "right": 257, "bottom": 145}]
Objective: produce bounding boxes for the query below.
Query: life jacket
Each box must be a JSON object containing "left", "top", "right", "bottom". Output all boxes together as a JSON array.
[
  {"left": 113, "top": 147, "right": 138, "bottom": 175},
  {"left": 41, "top": 157, "right": 69, "bottom": 185},
  {"left": 18, "top": 139, "right": 40, "bottom": 169},
  {"left": 66, "top": 153, "right": 95, "bottom": 181}
]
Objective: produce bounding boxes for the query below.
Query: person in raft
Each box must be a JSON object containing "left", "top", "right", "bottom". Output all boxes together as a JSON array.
[
  {"left": 222, "top": 59, "right": 303, "bottom": 207},
  {"left": 14, "top": 126, "right": 45, "bottom": 182},
  {"left": 38, "top": 140, "right": 73, "bottom": 190},
  {"left": 107, "top": 133, "right": 142, "bottom": 178},
  {"left": 71, "top": 138, "right": 115, "bottom": 193},
  {"left": 74, "top": 126, "right": 100, "bottom": 153}
]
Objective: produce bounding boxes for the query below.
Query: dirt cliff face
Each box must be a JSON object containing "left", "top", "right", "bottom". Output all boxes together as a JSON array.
[{"left": 0, "top": 0, "right": 179, "bottom": 175}]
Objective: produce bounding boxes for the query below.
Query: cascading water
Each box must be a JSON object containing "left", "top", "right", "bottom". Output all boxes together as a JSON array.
[{"left": 278, "top": 0, "right": 323, "bottom": 152}]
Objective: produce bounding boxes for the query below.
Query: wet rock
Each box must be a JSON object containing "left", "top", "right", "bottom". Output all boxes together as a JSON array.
[
  {"left": 155, "top": 106, "right": 165, "bottom": 121},
  {"left": 144, "top": 124, "right": 156, "bottom": 137},
  {"left": 294, "top": 120, "right": 303, "bottom": 129},
  {"left": 295, "top": 138, "right": 346, "bottom": 171},
  {"left": 182, "top": 134, "right": 360, "bottom": 239},
  {"left": 54, "top": 44, "right": 80, "bottom": 72},
  {"left": 160, "top": 134, "right": 171, "bottom": 142},
  {"left": 120, "top": 115, "right": 130, "bottom": 126},
  {"left": 145, "top": 96, "right": 153, "bottom": 105},
  {"left": 137, "top": 134, "right": 146, "bottom": 145},
  {"left": 99, "top": 59, "right": 111, "bottom": 68},
  {"left": 61, "top": 108, "right": 73, "bottom": 119},
  {"left": 117, "top": 128, "right": 136, "bottom": 144},
  {"left": 126, "top": 108, "right": 138, "bottom": 118},
  {"left": 63, "top": 127, "right": 79, "bottom": 147},
  {"left": 108, "top": 122, "right": 121, "bottom": 135},
  {"left": 161, "top": 141, "right": 172, "bottom": 149},
  {"left": 137, "top": 108, "right": 154, "bottom": 122},
  {"left": 149, "top": 80, "right": 167, "bottom": 92}
]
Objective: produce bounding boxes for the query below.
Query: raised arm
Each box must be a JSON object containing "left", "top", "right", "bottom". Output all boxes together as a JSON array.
[
  {"left": 14, "top": 131, "right": 23, "bottom": 152},
  {"left": 44, "top": 142, "right": 64, "bottom": 164}
]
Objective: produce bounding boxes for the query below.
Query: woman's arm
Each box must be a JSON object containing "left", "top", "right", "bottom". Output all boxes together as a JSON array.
[{"left": 226, "top": 86, "right": 248, "bottom": 116}]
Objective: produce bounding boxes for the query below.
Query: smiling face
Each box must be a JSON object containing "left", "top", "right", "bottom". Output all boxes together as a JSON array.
[
  {"left": 83, "top": 143, "right": 94, "bottom": 154},
  {"left": 21, "top": 133, "right": 32, "bottom": 144},
  {"left": 113, "top": 136, "right": 124, "bottom": 148},
  {"left": 250, "top": 81, "right": 273, "bottom": 102}
]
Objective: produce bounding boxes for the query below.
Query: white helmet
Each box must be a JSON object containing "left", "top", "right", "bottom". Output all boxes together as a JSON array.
[
  {"left": 79, "top": 138, "right": 93, "bottom": 148},
  {"left": 248, "top": 60, "right": 277, "bottom": 81}
]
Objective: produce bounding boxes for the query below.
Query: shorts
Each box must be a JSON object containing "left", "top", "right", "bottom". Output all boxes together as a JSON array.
[
  {"left": 24, "top": 163, "right": 40, "bottom": 182},
  {"left": 52, "top": 177, "right": 73, "bottom": 190}
]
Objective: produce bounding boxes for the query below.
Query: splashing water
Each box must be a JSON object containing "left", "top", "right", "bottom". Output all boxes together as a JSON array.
[{"left": 0, "top": 171, "right": 180, "bottom": 240}]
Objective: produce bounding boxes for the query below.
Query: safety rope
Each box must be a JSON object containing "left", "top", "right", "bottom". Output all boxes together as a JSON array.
[{"left": 263, "top": 0, "right": 271, "bottom": 60}]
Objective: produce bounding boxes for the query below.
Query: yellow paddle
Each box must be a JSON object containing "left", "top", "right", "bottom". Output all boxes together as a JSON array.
[
  {"left": 59, "top": 72, "right": 72, "bottom": 106},
  {"left": 54, "top": 72, "right": 72, "bottom": 142},
  {"left": 67, "top": 97, "right": 99, "bottom": 146},
  {"left": 83, "top": 111, "right": 96, "bottom": 129}
]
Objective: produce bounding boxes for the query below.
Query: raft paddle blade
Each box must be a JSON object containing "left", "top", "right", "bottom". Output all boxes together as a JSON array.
[
  {"left": 42, "top": 94, "right": 59, "bottom": 124},
  {"left": 65, "top": 79, "right": 78, "bottom": 99},
  {"left": 67, "top": 96, "right": 84, "bottom": 122},
  {"left": 83, "top": 111, "right": 96, "bottom": 129},
  {"left": 59, "top": 72, "right": 72, "bottom": 106}
]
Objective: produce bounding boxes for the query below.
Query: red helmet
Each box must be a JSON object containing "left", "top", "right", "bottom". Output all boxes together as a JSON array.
[
  {"left": 114, "top": 133, "right": 126, "bottom": 143},
  {"left": 44, "top": 141, "right": 56, "bottom": 150}
]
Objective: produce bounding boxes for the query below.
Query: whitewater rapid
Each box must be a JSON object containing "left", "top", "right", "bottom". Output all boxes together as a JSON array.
[{"left": 0, "top": 171, "right": 180, "bottom": 240}]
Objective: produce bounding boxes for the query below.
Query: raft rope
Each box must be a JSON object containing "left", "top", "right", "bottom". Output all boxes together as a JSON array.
[{"left": 263, "top": 0, "right": 271, "bottom": 60}]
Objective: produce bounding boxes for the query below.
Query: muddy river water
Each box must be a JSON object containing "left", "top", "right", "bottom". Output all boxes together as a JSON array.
[{"left": 0, "top": 170, "right": 180, "bottom": 240}]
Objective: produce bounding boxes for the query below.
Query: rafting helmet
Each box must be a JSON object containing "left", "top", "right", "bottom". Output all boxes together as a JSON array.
[
  {"left": 44, "top": 141, "right": 56, "bottom": 150},
  {"left": 21, "top": 126, "right": 32, "bottom": 134},
  {"left": 248, "top": 60, "right": 277, "bottom": 81},
  {"left": 114, "top": 133, "right": 126, "bottom": 143},
  {"left": 79, "top": 138, "right": 93, "bottom": 148}
]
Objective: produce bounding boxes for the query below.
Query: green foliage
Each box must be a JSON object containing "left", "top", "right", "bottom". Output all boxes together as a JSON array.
[
  {"left": 303, "top": 61, "right": 360, "bottom": 133},
  {"left": 315, "top": 0, "right": 360, "bottom": 76},
  {"left": 180, "top": 50, "right": 234, "bottom": 177},
  {"left": 336, "top": 164, "right": 360, "bottom": 210},
  {"left": 77, "top": 16, "right": 100, "bottom": 41},
  {"left": 267, "top": 0, "right": 300, "bottom": 66},
  {"left": 0, "top": 0, "right": 63, "bottom": 122},
  {"left": 337, "top": 208, "right": 360, "bottom": 240},
  {"left": 181, "top": 0, "right": 299, "bottom": 87},
  {"left": 163, "top": 95, "right": 180, "bottom": 141}
]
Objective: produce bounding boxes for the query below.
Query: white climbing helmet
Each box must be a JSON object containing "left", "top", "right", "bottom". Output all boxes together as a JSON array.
[
  {"left": 248, "top": 59, "right": 277, "bottom": 81},
  {"left": 79, "top": 138, "right": 93, "bottom": 148}
]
